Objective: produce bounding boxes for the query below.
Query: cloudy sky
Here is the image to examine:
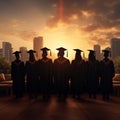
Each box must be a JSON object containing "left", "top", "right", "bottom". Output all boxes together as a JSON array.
[{"left": 0, "top": 0, "right": 120, "bottom": 59}]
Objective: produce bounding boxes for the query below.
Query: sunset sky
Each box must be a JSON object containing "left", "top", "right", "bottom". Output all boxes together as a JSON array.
[{"left": 0, "top": 0, "right": 120, "bottom": 59}]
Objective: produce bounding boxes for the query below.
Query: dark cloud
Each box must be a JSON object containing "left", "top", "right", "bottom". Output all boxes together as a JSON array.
[
  {"left": 81, "top": 24, "right": 100, "bottom": 32},
  {"left": 88, "top": 30, "right": 120, "bottom": 46},
  {"left": 1, "top": 0, "right": 120, "bottom": 29},
  {"left": 0, "top": 26, "right": 38, "bottom": 41},
  {"left": 0, "top": 0, "right": 55, "bottom": 21},
  {"left": 17, "top": 30, "right": 38, "bottom": 41},
  {"left": 89, "top": 35, "right": 109, "bottom": 46},
  {"left": 0, "top": 0, "right": 120, "bottom": 48},
  {"left": 47, "top": 0, "right": 120, "bottom": 29}
]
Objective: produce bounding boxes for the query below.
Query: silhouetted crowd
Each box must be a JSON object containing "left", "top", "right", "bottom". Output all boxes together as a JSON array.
[{"left": 11, "top": 47, "right": 115, "bottom": 101}]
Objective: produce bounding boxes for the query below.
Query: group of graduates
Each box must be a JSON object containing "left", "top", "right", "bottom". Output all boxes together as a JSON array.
[{"left": 11, "top": 47, "right": 115, "bottom": 101}]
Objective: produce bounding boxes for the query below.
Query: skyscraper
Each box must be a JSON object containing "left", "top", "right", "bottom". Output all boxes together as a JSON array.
[
  {"left": 33, "top": 36, "right": 43, "bottom": 59},
  {"left": 0, "top": 49, "right": 3, "bottom": 57},
  {"left": 94, "top": 44, "right": 101, "bottom": 61},
  {"left": 20, "top": 47, "right": 28, "bottom": 62},
  {"left": 111, "top": 38, "right": 120, "bottom": 58},
  {"left": 2, "top": 42, "right": 12, "bottom": 62}
]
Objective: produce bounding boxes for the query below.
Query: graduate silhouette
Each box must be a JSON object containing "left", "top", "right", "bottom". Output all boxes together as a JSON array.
[{"left": 53, "top": 47, "right": 70, "bottom": 100}]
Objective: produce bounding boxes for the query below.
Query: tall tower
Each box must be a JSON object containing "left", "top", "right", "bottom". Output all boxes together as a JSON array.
[
  {"left": 111, "top": 38, "right": 120, "bottom": 59},
  {"left": 94, "top": 44, "right": 101, "bottom": 61},
  {"left": 33, "top": 36, "right": 43, "bottom": 59},
  {"left": 0, "top": 49, "right": 3, "bottom": 57},
  {"left": 20, "top": 47, "right": 28, "bottom": 62},
  {"left": 2, "top": 42, "right": 12, "bottom": 62}
]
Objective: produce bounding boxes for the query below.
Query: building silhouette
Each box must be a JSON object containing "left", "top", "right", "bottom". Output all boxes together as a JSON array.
[
  {"left": 33, "top": 36, "right": 43, "bottom": 59},
  {"left": 111, "top": 38, "right": 120, "bottom": 59},
  {"left": 0, "top": 48, "right": 3, "bottom": 57},
  {"left": 94, "top": 44, "right": 101, "bottom": 61},
  {"left": 20, "top": 47, "right": 28, "bottom": 62},
  {"left": 2, "top": 42, "right": 12, "bottom": 62}
]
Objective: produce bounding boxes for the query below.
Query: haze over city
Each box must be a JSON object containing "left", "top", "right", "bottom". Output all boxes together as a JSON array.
[{"left": 0, "top": 0, "right": 120, "bottom": 59}]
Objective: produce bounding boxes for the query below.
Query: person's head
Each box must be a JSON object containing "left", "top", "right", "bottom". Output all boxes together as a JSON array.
[
  {"left": 56, "top": 47, "right": 67, "bottom": 58},
  {"left": 73, "top": 49, "right": 84, "bottom": 60},
  {"left": 88, "top": 50, "right": 96, "bottom": 61},
  {"left": 41, "top": 47, "right": 51, "bottom": 58},
  {"left": 27, "top": 50, "right": 36, "bottom": 61},
  {"left": 13, "top": 51, "right": 21, "bottom": 60},
  {"left": 102, "top": 50, "right": 110, "bottom": 58}
]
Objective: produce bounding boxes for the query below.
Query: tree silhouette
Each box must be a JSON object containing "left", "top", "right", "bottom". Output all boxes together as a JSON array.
[{"left": 0, "top": 57, "right": 11, "bottom": 74}]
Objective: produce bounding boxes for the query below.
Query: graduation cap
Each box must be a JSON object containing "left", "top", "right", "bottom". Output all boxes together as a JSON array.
[
  {"left": 88, "top": 50, "right": 95, "bottom": 54},
  {"left": 13, "top": 51, "right": 21, "bottom": 55},
  {"left": 27, "top": 50, "right": 36, "bottom": 54},
  {"left": 102, "top": 49, "right": 111, "bottom": 56},
  {"left": 41, "top": 47, "right": 51, "bottom": 56},
  {"left": 56, "top": 47, "right": 67, "bottom": 51},
  {"left": 13, "top": 51, "right": 21, "bottom": 57},
  {"left": 27, "top": 50, "right": 36, "bottom": 61},
  {"left": 73, "top": 49, "right": 83, "bottom": 53},
  {"left": 73, "top": 49, "right": 85, "bottom": 58},
  {"left": 88, "top": 50, "right": 96, "bottom": 60},
  {"left": 88, "top": 50, "right": 96, "bottom": 56},
  {"left": 56, "top": 47, "right": 68, "bottom": 57},
  {"left": 102, "top": 49, "right": 110, "bottom": 53}
]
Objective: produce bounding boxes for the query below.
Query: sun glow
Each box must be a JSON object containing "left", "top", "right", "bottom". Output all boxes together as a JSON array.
[{"left": 40, "top": 21, "right": 90, "bottom": 61}]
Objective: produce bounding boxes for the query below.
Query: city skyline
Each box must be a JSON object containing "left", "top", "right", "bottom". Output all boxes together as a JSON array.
[
  {"left": 0, "top": 0, "right": 120, "bottom": 57},
  {"left": 33, "top": 36, "right": 43, "bottom": 59},
  {"left": 111, "top": 38, "right": 120, "bottom": 59},
  {"left": 0, "top": 40, "right": 114, "bottom": 61},
  {"left": 1, "top": 42, "right": 12, "bottom": 62}
]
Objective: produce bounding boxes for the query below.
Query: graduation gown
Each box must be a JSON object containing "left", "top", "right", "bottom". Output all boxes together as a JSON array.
[
  {"left": 86, "top": 60, "right": 100, "bottom": 93},
  {"left": 11, "top": 60, "right": 25, "bottom": 97},
  {"left": 25, "top": 60, "right": 38, "bottom": 96},
  {"left": 37, "top": 58, "right": 53, "bottom": 94},
  {"left": 70, "top": 59, "right": 86, "bottom": 94},
  {"left": 100, "top": 59, "right": 115, "bottom": 94},
  {"left": 53, "top": 57, "right": 70, "bottom": 94}
]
